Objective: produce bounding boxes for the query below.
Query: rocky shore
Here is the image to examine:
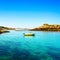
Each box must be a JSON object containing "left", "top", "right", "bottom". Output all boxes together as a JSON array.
[
  {"left": 0, "top": 26, "right": 15, "bottom": 34},
  {"left": 31, "top": 24, "right": 60, "bottom": 31}
]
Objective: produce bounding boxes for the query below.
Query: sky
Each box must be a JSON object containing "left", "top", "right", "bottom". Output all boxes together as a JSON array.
[{"left": 0, "top": 0, "right": 60, "bottom": 28}]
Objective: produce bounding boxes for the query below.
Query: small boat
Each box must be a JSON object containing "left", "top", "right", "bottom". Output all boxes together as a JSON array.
[{"left": 24, "top": 33, "right": 35, "bottom": 36}]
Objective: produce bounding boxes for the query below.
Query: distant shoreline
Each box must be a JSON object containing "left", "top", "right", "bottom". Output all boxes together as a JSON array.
[
  {"left": 1, "top": 24, "right": 60, "bottom": 33},
  {"left": 0, "top": 26, "right": 15, "bottom": 34},
  {"left": 30, "top": 24, "right": 60, "bottom": 32}
]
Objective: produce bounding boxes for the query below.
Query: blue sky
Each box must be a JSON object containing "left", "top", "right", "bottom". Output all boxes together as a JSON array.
[{"left": 0, "top": 0, "right": 60, "bottom": 28}]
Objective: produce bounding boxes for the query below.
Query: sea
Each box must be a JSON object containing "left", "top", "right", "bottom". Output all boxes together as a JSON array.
[{"left": 0, "top": 30, "right": 60, "bottom": 60}]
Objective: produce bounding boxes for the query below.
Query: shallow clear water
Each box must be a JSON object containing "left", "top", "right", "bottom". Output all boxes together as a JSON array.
[{"left": 0, "top": 30, "right": 60, "bottom": 60}]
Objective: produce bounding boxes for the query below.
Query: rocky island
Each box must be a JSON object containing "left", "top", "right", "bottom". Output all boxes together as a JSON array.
[
  {"left": 31, "top": 24, "right": 60, "bottom": 31},
  {"left": 0, "top": 26, "right": 15, "bottom": 34}
]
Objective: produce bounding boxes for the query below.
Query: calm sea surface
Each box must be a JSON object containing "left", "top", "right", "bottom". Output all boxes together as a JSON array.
[{"left": 0, "top": 30, "right": 60, "bottom": 60}]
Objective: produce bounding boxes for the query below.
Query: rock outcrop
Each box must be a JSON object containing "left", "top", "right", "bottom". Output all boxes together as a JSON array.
[{"left": 31, "top": 24, "right": 60, "bottom": 31}]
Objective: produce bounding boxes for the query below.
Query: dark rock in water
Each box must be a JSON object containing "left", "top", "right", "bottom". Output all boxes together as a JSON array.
[
  {"left": 0, "top": 30, "right": 9, "bottom": 34},
  {"left": 11, "top": 48, "right": 31, "bottom": 60},
  {"left": 4, "top": 31, "right": 9, "bottom": 33},
  {"left": 0, "top": 45, "right": 10, "bottom": 56},
  {"left": 47, "top": 46, "right": 60, "bottom": 52},
  {"left": 48, "top": 52, "right": 60, "bottom": 60},
  {"left": 47, "top": 47, "right": 60, "bottom": 60}
]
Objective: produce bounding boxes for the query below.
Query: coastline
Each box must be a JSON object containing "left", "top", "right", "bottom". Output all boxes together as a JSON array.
[
  {"left": 0, "top": 26, "right": 15, "bottom": 34},
  {"left": 0, "top": 30, "right": 9, "bottom": 34},
  {"left": 1, "top": 24, "right": 60, "bottom": 33},
  {"left": 30, "top": 24, "right": 60, "bottom": 32}
]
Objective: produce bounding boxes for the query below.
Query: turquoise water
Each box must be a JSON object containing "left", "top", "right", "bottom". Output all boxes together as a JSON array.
[{"left": 0, "top": 31, "right": 60, "bottom": 60}]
